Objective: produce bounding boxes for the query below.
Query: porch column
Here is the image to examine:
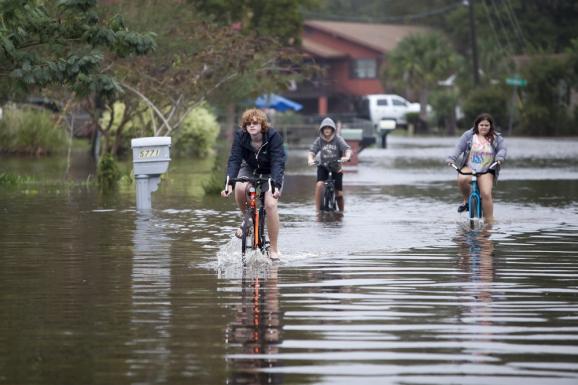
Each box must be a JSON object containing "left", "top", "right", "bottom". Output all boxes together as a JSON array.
[{"left": 318, "top": 96, "right": 328, "bottom": 116}]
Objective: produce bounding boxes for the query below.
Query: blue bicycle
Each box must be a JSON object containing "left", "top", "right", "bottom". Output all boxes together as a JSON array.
[{"left": 450, "top": 162, "right": 498, "bottom": 227}]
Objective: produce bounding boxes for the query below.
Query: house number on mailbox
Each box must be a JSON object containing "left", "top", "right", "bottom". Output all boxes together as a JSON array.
[{"left": 139, "top": 149, "right": 160, "bottom": 159}]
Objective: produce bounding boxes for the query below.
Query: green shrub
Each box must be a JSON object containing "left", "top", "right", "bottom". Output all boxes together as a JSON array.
[
  {"left": 202, "top": 159, "right": 226, "bottom": 195},
  {"left": 405, "top": 112, "right": 420, "bottom": 126},
  {"left": 172, "top": 106, "right": 220, "bottom": 158},
  {"left": 462, "top": 86, "right": 509, "bottom": 131},
  {"left": 275, "top": 111, "right": 303, "bottom": 126},
  {"left": 0, "top": 106, "right": 67, "bottom": 155},
  {"left": 519, "top": 56, "right": 575, "bottom": 136},
  {"left": 97, "top": 153, "right": 121, "bottom": 190},
  {"left": 430, "top": 89, "right": 460, "bottom": 135},
  {"left": 99, "top": 102, "right": 220, "bottom": 157},
  {"left": 0, "top": 173, "right": 35, "bottom": 185}
]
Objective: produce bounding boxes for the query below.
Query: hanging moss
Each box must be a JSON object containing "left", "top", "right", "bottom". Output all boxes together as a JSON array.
[{"left": 96, "top": 154, "right": 121, "bottom": 190}]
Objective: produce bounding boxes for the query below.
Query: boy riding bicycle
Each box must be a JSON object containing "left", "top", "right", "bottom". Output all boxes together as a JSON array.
[
  {"left": 307, "top": 117, "right": 352, "bottom": 211},
  {"left": 221, "top": 108, "right": 286, "bottom": 260}
]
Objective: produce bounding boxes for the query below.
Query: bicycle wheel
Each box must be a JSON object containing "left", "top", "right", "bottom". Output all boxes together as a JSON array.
[
  {"left": 253, "top": 209, "right": 259, "bottom": 250},
  {"left": 329, "top": 187, "right": 336, "bottom": 211},
  {"left": 240, "top": 216, "right": 249, "bottom": 263},
  {"left": 258, "top": 207, "right": 269, "bottom": 254},
  {"left": 469, "top": 195, "right": 481, "bottom": 227},
  {"left": 321, "top": 185, "right": 329, "bottom": 211},
  {"left": 322, "top": 184, "right": 335, "bottom": 211}
]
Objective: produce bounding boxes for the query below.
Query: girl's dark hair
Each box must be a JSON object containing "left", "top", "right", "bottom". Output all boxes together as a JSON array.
[{"left": 473, "top": 113, "right": 496, "bottom": 142}]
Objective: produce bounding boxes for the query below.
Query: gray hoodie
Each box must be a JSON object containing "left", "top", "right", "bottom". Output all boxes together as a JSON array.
[
  {"left": 446, "top": 128, "right": 507, "bottom": 178},
  {"left": 309, "top": 117, "right": 351, "bottom": 164}
]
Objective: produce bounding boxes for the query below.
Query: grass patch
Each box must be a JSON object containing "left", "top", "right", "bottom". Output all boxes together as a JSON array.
[
  {"left": 0, "top": 172, "right": 96, "bottom": 187},
  {"left": 0, "top": 173, "right": 36, "bottom": 185}
]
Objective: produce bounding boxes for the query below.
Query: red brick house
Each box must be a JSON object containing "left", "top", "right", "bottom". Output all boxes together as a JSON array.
[{"left": 286, "top": 20, "right": 431, "bottom": 115}]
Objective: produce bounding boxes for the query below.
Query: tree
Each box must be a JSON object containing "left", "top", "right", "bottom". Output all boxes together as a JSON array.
[
  {"left": 519, "top": 55, "right": 575, "bottom": 136},
  {"left": 0, "top": 0, "right": 156, "bottom": 102},
  {"left": 90, "top": 0, "right": 317, "bottom": 157},
  {"left": 383, "top": 32, "right": 462, "bottom": 125},
  {"left": 192, "top": 0, "right": 319, "bottom": 45}
]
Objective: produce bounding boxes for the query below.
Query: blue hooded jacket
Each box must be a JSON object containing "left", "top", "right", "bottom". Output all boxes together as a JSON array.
[{"left": 225, "top": 127, "right": 286, "bottom": 188}]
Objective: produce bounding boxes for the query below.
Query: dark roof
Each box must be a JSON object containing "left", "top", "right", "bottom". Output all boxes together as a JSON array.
[{"left": 304, "top": 20, "right": 432, "bottom": 53}]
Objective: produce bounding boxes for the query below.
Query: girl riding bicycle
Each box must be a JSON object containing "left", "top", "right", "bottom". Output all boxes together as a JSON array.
[
  {"left": 221, "top": 108, "right": 286, "bottom": 260},
  {"left": 307, "top": 117, "right": 352, "bottom": 211},
  {"left": 446, "top": 113, "right": 508, "bottom": 222}
]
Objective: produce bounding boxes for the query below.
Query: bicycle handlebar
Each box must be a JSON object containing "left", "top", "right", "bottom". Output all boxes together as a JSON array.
[
  {"left": 225, "top": 175, "right": 273, "bottom": 192},
  {"left": 449, "top": 162, "right": 499, "bottom": 175},
  {"left": 311, "top": 159, "right": 348, "bottom": 167}
]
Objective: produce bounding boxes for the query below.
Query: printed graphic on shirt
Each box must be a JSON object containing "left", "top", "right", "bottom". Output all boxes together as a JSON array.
[
  {"left": 321, "top": 143, "right": 339, "bottom": 160},
  {"left": 468, "top": 135, "right": 494, "bottom": 172}
]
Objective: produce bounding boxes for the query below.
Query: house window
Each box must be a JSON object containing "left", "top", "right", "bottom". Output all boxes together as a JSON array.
[{"left": 351, "top": 59, "right": 377, "bottom": 79}]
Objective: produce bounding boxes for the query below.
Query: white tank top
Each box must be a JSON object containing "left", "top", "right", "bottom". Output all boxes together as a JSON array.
[{"left": 468, "top": 134, "right": 494, "bottom": 172}]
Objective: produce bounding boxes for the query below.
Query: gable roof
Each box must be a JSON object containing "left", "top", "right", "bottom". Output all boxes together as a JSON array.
[
  {"left": 301, "top": 38, "right": 347, "bottom": 58},
  {"left": 304, "top": 20, "right": 432, "bottom": 53}
]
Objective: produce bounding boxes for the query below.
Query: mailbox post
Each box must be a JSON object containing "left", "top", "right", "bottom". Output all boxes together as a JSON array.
[
  {"left": 378, "top": 119, "right": 396, "bottom": 149},
  {"left": 131, "top": 137, "right": 171, "bottom": 210}
]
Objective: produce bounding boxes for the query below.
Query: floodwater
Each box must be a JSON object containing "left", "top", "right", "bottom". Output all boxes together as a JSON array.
[{"left": 1, "top": 136, "right": 578, "bottom": 385}]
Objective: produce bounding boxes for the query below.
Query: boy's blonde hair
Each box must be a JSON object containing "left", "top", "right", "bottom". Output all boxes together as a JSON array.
[{"left": 240, "top": 108, "right": 270, "bottom": 133}]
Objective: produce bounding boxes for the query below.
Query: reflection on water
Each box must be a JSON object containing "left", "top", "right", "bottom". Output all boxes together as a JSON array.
[
  {"left": 456, "top": 223, "right": 495, "bottom": 307},
  {"left": 315, "top": 211, "right": 344, "bottom": 224},
  {"left": 226, "top": 266, "right": 283, "bottom": 385},
  {"left": 456, "top": 224, "right": 496, "bottom": 361},
  {"left": 129, "top": 214, "right": 172, "bottom": 383}
]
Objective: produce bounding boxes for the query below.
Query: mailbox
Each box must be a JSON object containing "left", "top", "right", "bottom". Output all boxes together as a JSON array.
[
  {"left": 131, "top": 136, "right": 171, "bottom": 210},
  {"left": 377, "top": 119, "right": 396, "bottom": 134},
  {"left": 132, "top": 137, "right": 171, "bottom": 175}
]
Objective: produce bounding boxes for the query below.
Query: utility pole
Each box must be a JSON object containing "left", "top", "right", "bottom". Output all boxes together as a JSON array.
[{"left": 467, "top": 0, "right": 480, "bottom": 85}]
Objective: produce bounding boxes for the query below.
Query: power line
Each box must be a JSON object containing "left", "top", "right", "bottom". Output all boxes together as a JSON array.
[
  {"left": 502, "top": 0, "right": 530, "bottom": 51},
  {"left": 488, "top": 0, "right": 517, "bottom": 55},
  {"left": 302, "top": 1, "right": 464, "bottom": 24},
  {"left": 480, "top": 0, "right": 513, "bottom": 58}
]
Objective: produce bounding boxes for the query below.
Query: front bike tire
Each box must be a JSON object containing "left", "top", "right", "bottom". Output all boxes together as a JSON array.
[
  {"left": 327, "top": 188, "right": 337, "bottom": 211},
  {"left": 322, "top": 185, "right": 336, "bottom": 211},
  {"left": 253, "top": 209, "right": 260, "bottom": 250},
  {"left": 240, "top": 217, "right": 249, "bottom": 264},
  {"left": 469, "top": 195, "right": 482, "bottom": 227},
  {"left": 258, "top": 207, "right": 269, "bottom": 255},
  {"left": 321, "top": 186, "right": 329, "bottom": 211}
]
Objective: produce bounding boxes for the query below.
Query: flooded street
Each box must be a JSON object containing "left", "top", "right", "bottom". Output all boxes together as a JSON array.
[{"left": 1, "top": 136, "right": 578, "bottom": 385}]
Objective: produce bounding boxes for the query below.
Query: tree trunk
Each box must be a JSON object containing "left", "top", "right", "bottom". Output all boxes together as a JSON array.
[
  {"left": 224, "top": 103, "right": 235, "bottom": 141},
  {"left": 419, "top": 89, "right": 430, "bottom": 133},
  {"left": 447, "top": 107, "right": 457, "bottom": 136},
  {"left": 419, "top": 89, "right": 429, "bottom": 121}
]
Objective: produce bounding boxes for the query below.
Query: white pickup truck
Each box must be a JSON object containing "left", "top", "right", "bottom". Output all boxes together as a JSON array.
[{"left": 357, "top": 94, "right": 427, "bottom": 128}]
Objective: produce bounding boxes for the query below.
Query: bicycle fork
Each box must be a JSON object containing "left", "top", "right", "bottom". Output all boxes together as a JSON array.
[
  {"left": 248, "top": 186, "right": 259, "bottom": 249},
  {"left": 469, "top": 175, "right": 483, "bottom": 221},
  {"left": 248, "top": 187, "right": 269, "bottom": 253}
]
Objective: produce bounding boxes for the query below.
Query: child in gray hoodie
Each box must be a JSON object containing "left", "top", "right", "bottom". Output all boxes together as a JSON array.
[{"left": 307, "top": 117, "right": 352, "bottom": 211}]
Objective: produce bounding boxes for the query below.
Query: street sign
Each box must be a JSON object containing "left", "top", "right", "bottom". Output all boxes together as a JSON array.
[{"left": 506, "top": 76, "right": 527, "bottom": 87}]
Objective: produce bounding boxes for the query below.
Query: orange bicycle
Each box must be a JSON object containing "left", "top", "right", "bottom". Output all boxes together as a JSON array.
[{"left": 228, "top": 176, "right": 272, "bottom": 264}]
